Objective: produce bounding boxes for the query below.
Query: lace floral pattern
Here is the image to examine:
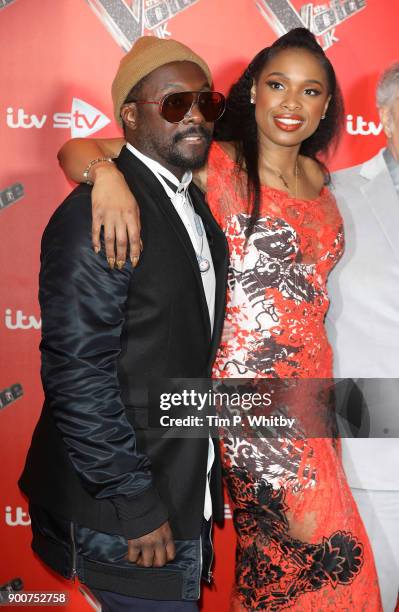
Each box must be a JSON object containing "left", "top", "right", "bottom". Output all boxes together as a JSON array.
[
  {"left": 226, "top": 467, "right": 365, "bottom": 611},
  {"left": 207, "top": 143, "right": 344, "bottom": 379}
]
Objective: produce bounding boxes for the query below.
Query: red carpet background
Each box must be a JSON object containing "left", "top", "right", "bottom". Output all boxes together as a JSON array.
[{"left": 1, "top": 0, "right": 397, "bottom": 608}]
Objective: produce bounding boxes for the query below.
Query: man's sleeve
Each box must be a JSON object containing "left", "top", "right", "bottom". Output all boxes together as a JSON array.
[{"left": 39, "top": 192, "right": 167, "bottom": 539}]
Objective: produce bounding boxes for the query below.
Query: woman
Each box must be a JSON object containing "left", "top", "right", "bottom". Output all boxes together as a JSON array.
[{"left": 59, "top": 28, "right": 381, "bottom": 611}]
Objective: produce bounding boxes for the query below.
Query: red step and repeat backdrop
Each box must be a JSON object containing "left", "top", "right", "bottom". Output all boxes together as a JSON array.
[{"left": 0, "top": 0, "right": 397, "bottom": 609}]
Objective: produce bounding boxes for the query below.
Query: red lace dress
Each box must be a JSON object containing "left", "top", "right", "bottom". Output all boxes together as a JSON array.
[{"left": 206, "top": 142, "right": 381, "bottom": 611}]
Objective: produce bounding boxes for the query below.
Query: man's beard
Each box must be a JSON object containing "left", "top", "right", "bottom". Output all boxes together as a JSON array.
[
  {"left": 167, "top": 126, "right": 213, "bottom": 169},
  {"left": 140, "top": 125, "right": 213, "bottom": 171}
]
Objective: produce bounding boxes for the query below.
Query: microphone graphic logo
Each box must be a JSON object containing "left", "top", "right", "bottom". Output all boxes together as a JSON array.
[
  {"left": 0, "top": 383, "right": 23, "bottom": 411},
  {"left": 0, "top": 1, "right": 17, "bottom": 11},
  {"left": 0, "top": 183, "right": 24, "bottom": 213},
  {"left": 0, "top": 578, "right": 24, "bottom": 604}
]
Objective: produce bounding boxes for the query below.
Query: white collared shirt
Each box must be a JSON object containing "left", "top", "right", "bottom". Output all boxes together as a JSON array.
[{"left": 126, "top": 143, "right": 215, "bottom": 521}]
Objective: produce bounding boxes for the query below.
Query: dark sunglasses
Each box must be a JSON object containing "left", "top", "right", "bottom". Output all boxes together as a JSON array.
[{"left": 128, "top": 90, "right": 226, "bottom": 123}]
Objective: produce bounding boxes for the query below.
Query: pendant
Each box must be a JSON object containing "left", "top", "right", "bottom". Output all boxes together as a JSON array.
[
  {"left": 278, "top": 173, "right": 290, "bottom": 191},
  {"left": 197, "top": 255, "right": 210, "bottom": 273}
]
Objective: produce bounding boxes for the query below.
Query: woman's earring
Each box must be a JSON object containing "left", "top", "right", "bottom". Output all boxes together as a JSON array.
[
  {"left": 250, "top": 96, "right": 255, "bottom": 104},
  {"left": 321, "top": 114, "right": 326, "bottom": 119}
]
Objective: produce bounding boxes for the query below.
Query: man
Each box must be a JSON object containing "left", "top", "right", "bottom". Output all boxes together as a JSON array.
[
  {"left": 19, "top": 37, "right": 228, "bottom": 611},
  {"left": 327, "top": 62, "right": 399, "bottom": 611}
]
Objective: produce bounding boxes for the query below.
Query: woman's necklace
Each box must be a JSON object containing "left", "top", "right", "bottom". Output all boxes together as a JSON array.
[{"left": 264, "top": 159, "right": 299, "bottom": 198}]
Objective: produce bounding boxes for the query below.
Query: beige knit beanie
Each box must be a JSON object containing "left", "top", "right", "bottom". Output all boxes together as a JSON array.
[{"left": 111, "top": 36, "right": 212, "bottom": 126}]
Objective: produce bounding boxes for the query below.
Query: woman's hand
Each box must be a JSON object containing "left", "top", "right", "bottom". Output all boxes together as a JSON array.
[{"left": 91, "top": 164, "right": 141, "bottom": 269}]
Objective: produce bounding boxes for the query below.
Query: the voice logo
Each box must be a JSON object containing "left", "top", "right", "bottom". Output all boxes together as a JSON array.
[
  {"left": 5, "top": 309, "right": 41, "bottom": 330},
  {"left": 5, "top": 506, "right": 31, "bottom": 527},
  {"left": 257, "top": 0, "right": 366, "bottom": 50},
  {"left": 88, "top": 0, "right": 199, "bottom": 50},
  {"left": 89, "top": 0, "right": 364, "bottom": 52},
  {"left": 346, "top": 114, "right": 383, "bottom": 136},
  {"left": 6, "top": 98, "right": 110, "bottom": 137}
]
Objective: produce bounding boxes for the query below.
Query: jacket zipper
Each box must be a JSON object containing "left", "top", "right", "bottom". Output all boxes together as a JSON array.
[
  {"left": 206, "top": 516, "right": 214, "bottom": 584},
  {"left": 199, "top": 516, "right": 214, "bottom": 591},
  {"left": 198, "top": 534, "right": 203, "bottom": 599},
  {"left": 70, "top": 522, "right": 77, "bottom": 581}
]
